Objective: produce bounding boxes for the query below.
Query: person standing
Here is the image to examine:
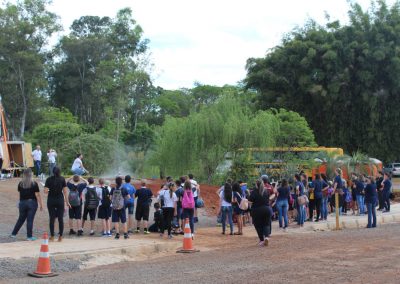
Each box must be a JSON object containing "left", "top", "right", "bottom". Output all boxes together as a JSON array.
[
  {"left": 295, "top": 174, "right": 306, "bottom": 226},
  {"left": 111, "top": 176, "right": 129, "bottom": 239},
  {"left": 376, "top": 171, "right": 384, "bottom": 210},
  {"left": 248, "top": 180, "right": 271, "bottom": 247},
  {"left": 81, "top": 177, "right": 100, "bottom": 236},
  {"left": 71, "top": 154, "right": 88, "bottom": 176},
  {"left": 311, "top": 174, "right": 328, "bottom": 222},
  {"left": 158, "top": 182, "right": 177, "bottom": 239},
  {"left": 97, "top": 178, "right": 112, "bottom": 237},
  {"left": 122, "top": 175, "right": 136, "bottom": 234},
  {"left": 333, "top": 168, "right": 344, "bottom": 215},
  {"left": 66, "top": 175, "right": 88, "bottom": 236},
  {"left": 135, "top": 181, "right": 153, "bottom": 234},
  {"left": 382, "top": 172, "right": 392, "bottom": 212},
  {"left": 189, "top": 174, "right": 201, "bottom": 223},
  {"left": 47, "top": 149, "right": 57, "bottom": 177},
  {"left": 10, "top": 169, "right": 43, "bottom": 241},
  {"left": 365, "top": 176, "right": 377, "bottom": 228},
  {"left": 232, "top": 182, "right": 244, "bottom": 235},
  {"left": 44, "top": 167, "right": 70, "bottom": 242},
  {"left": 355, "top": 174, "right": 366, "bottom": 215},
  {"left": 219, "top": 182, "right": 234, "bottom": 235},
  {"left": 276, "top": 179, "right": 290, "bottom": 230},
  {"left": 182, "top": 180, "right": 196, "bottom": 238},
  {"left": 32, "top": 145, "right": 42, "bottom": 177},
  {"left": 320, "top": 174, "right": 330, "bottom": 220}
]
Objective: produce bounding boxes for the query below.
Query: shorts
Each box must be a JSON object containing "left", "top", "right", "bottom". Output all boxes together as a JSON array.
[
  {"left": 98, "top": 206, "right": 112, "bottom": 219},
  {"left": 135, "top": 204, "right": 150, "bottom": 221},
  {"left": 83, "top": 207, "right": 97, "bottom": 221},
  {"left": 194, "top": 196, "right": 199, "bottom": 208},
  {"left": 125, "top": 203, "right": 134, "bottom": 215},
  {"left": 233, "top": 205, "right": 243, "bottom": 215},
  {"left": 69, "top": 205, "right": 82, "bottom": 219},
  {"left": 112, "top": 209, "right": 126, "bottom": 223}
]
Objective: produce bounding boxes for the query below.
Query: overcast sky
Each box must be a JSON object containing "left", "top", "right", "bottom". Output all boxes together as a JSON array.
[{"left": 47, "top": 0, "right": 392, "bottom": 90}]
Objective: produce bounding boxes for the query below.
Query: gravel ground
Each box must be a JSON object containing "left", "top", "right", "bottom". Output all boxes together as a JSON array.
[{"left": 4, "top": 223, "right": 400, "bottom": 284}]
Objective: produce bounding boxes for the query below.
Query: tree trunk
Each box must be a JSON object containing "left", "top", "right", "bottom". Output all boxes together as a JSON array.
[{"left": 17, "top": 64, "right": 26, "bottom": 139}]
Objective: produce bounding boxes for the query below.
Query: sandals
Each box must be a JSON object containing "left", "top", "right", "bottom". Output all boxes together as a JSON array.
[{"left": 234, "top": 232, "right": 243, "bottom": 235}]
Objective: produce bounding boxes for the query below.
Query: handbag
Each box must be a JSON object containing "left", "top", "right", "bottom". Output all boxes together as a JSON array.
[
  {"left": 297, "top": 195, "right": 309, "bottom": 206},
  {"left": 239, "top": 194, "right": 249, "bottom": 211}
]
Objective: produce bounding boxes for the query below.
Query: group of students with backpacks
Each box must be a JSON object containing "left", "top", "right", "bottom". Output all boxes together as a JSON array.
[
  {"left": 153, "top": 175, "right": 200, "bottom": 240},
  {"left": 66, "top": 175, "right": 153, "bottom": 239}
]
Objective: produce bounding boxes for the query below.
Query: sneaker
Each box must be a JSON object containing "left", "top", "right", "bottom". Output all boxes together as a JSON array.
[
  {"left": 258, "top": 241, "right": 265, "bottom": 247},
  {"left": 143, "top": 230, "right": 150, "bottom": 235},
  {"left": 27, "top": 237, "right": 37, "bottom": 241},
  {"left": 69, "top": 229, "right": 77, "bottom": 235},
  {"left": 107, "top": 233, "right": 113, "bottom": 237},
  {"left": 124, "top": 233, "right": 129, "bottom": 239},
  {"left": 264, "top": 237, "right": 269, "bottom": 247},
  {"left": 77, "top": 230, "right": 83, "bottom": 236},
  {"left": 135, "top": 229, "right": 140, "bottom": 233},
  {"left": 168, "top": 235, "right": 173, "bottom": 239},
  {"left": 194, "top": 217, "right": 199, "bottom": 223},
  {"left": 191, "top": 234, "right": 194, "bottom": 240},
  {"left": 102, "top": 232, "right": 107, "bottom": 237},
  {"left": 49, "top": 236, "right": 55, "bottom": 242},
  {"left": 9, "top": 234, "right": 16, "bottom": 239},
  {"left": 90, "top": 231, "right": 95, "bottom": 236},
  {"left": 58, "top": 236, "right": 63, "bottom": 242},
  {"left": 128, "top": 230, "right": 133, "bottom": 234},
  {"left": 115, "top": 233, "right": 120, "bottom": 239}
]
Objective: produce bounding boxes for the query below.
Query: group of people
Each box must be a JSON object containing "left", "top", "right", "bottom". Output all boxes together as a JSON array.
[
  {"left": 10, "top": 166, "right": 202, "bottom": 242},
  {"left": 216, "top": 168, "right": 393, "bottom": 247}
]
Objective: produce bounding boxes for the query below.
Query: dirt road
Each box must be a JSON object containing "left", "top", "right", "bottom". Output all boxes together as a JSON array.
[{"left": 7, "top": 223, "right": 400, "bottom": 284}]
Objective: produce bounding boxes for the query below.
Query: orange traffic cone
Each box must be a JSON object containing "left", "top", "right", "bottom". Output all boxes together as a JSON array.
[
  {"left": 177, "top": 218, "right": 199, "bottom": 253},
  {"left": 28, "top": 232, "right": 58, "bottom": 278}
]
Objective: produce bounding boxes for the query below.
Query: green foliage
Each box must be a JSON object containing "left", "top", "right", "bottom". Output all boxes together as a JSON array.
[
  {"left": 245, "top": 0, "right": 400, "bottom": 163},
  {"left": 38, "top": 107, "right": 78, "bottom": 124}
]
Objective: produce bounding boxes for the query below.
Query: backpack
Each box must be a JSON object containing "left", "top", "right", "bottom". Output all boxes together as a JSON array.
[
  {"left": 112, "top": 187, "right": 125, "bottom": 210},
  {"left": 159, "top": 190, "right": 166, "bottom": 207},
  {"left": 69, "top": 184, "right": 81, "bottom": 207},
  {"left": 85, "top": 187, "right": 99, "bottom": 209},
  {"left": 182, "top": 190, "right": 195, "bottom": 209},
  {"left": 101, "top": 186, "right": 111, "bottom": 208},
  {"left": 238, "top": 193, "right": 249, "bottom": 211}
]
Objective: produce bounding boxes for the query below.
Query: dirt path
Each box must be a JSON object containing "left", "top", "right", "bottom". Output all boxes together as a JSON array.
[{"left": 7, "top": 223, "right": 400, "bottom": 284}]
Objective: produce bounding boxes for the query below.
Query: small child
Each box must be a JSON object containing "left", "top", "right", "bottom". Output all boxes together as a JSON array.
[
  {"left": 149, "top": 203, "right": 163, "bottom": 233},
  {"left": 98, "top": 179, "right": 112, "bottom": 237}
]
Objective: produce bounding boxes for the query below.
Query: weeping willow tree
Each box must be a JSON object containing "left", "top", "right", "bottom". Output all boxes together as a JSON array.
[{"left": 152, "top": 95, "right": 279, "bottom": 183}]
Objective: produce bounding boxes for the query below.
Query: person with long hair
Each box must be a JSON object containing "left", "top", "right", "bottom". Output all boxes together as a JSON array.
[
  {"left": 232, "top": 182, "right": 243, "bottom": 235},
  {"left": 158, "top": 182, "right": 177, "bottom": 239},
  {"left": 248, "top": 180, "right": 271, "bottom": 246},
  {"left": 44, "top": 167, "right": 70, "bottom": 242},
  {"left": 182, "top": 180, "right": 195, "bottom": 238},
  {"left": 219, "top": 182, "right": 234, "bottom": 235},
  {"left": 333, "top": 168, "right": 344, "bottom": 215},
  {"left": 276, "top": 179, "right": 290, "bottom": 230},
  {"left": 10, "top": 168, "right": 43, "bottom": 241},
  {"left": 320, "top": 173, "right": 329, "bottom": 220},
  {"left": 365, "top": 176, "right": 377, "bottom": 228}
]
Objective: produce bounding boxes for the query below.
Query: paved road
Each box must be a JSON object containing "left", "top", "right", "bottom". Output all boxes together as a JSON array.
[{"left": 8, "top": 223, "right": 400, "bottom": 284}]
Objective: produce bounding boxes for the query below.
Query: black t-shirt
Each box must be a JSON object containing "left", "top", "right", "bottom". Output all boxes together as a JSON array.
[
  {"left": 136, "top": 187, "right": 153, "bottom": 206},
  {"left": 248, "top": 189, "right": 269, "bottom": 209},
  {"left": 18, "top": 182, "right": 39, "bottom": 201},
  {"left": 45, "top": 176, "right": 67, "bottom": 199}
]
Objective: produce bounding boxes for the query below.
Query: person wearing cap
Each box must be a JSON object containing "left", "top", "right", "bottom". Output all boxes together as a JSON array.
[{"left": 364, "top": 176, "right": 377, "bottom": 228}]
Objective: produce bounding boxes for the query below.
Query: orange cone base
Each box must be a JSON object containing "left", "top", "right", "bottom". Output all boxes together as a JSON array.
[
  {"left": 28, "top": 272, "right": 58, "bottom": 278},
  {"left": 176, "top": 248, "right": 200, "bottom": 253}
]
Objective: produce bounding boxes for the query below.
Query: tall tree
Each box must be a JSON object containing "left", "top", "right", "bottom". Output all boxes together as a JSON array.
[{"left": 0, "top": 0, "right": 60, "bottom": 138}]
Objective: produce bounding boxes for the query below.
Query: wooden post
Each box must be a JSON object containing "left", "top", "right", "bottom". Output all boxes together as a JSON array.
[{"left": 335, "top": 192, "right": 341, "bottom": 230}]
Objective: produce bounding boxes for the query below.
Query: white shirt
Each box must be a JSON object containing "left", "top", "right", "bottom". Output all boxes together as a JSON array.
[
  {"left": 47, "top": 151, "right": 57, "bottom": 163},
  {"left": 97, "top": 185, "right": 111, "bottom": 206},
  {"left": 191, "top": 179, "right": 198, "bottom": 197},
  {"left": 71, "top": 158, "right": 83, "bottom": 171},
  {"left": 32, "top": 150, "right": 42, "bottom": 161},
  {"left": 219, "top": 190, "right": 232, "bottom": 207},
  {"left": 158, "top": 189, "right": 177, "bottom": 208}
]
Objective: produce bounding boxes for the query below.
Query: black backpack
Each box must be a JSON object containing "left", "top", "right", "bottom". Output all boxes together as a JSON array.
[
  {"left": 85, "top": 187, "right": 99, "bottom": 209},
  {"left": 101, "top": 186, "right": 111, "bottom": 208}
]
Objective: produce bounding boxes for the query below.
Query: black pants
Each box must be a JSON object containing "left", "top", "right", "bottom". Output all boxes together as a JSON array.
[
  {"left": 161, "top": 207, "right": 174, "bottom": 235},
  {"left": 378, "top": 190, "right": 384, "bottom": 209},
  {"left": 384, "top": 192, "right": 390, "bottom": 211},
  {"left": 251, "top": 206, "right": 271, "bottom": 242},
  {"left": 308, "top": 199, "right": 315, "bottom": 220},
  {"left": 12, "top": 199, "right": 38, "bottom": 238},
  {"left": 47, "top": 198, "right": 65, "bottom": 237},
  {"left": 315, "top": 198, "right": 322, "bottom": 220}
]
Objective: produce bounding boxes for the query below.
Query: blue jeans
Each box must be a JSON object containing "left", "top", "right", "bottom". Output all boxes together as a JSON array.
[
  {"left": 356, "top": 195, "right": 365, "bottom": 215},
  {"left": 49, "top": 162, "right": 56, "bottom": 176},
  {"left": 296, "top": 203, "right": 305, "bottom": 225},
  {"left": 12, "top": 199, "right": 38, "bottom": 238},
  {"left": 72, "top": 168, "right": 85, "bottom": 176},
  {"left": 221, "top": 206, "right": 233, "bottom": 233},
  {"left": 34, "top": 161, "right": 41, "bottom": 177},
  {"left": 366, "top": 202, "right": 377, "bottom": 228},
  {"left": 276, "top": 200, "right": 288, "bottom": 228},
  {"left": 321, "top": 197, "right": 328, "bottom": 219}
]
